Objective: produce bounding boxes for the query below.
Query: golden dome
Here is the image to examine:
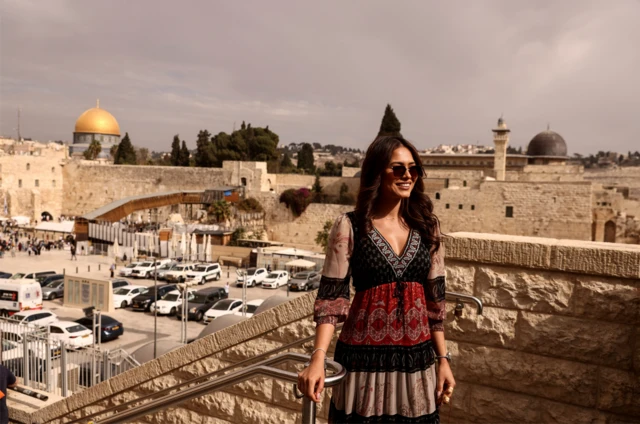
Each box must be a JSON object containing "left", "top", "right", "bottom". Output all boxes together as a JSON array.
[{"left": 74, "top": 100, "right": 121, "bottom": 136}]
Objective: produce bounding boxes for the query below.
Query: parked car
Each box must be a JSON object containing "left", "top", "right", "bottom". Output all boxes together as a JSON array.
[
  {"left": 233, "top": 299, "right": 265, "bottom": 318},
  {"left": 235, "top": 267, "right": 268, "bottom": 287},
  {"left": 11, "top": 271, "right": 57, "bottom": 283},
  {"left": 113, "top": 285, "right": 149, "bottom": 309},
  {"left": 110, "top": 279, "right": 130, "bottom": 290},
  {"left": 150, "top": 289, "right": 195, "bottom": 316},
  {"left": 176, "top": 287, "right": 227, "bottom": 322},
  {"left": 119, "top": 262, "right": 142, "bottom": 277},
  {"left": 43, "top": 279, "right": 65, "bottom": 300},
  {"left": 131, "top": 259, "right": 173, "bottom": 279},
  {"left": 151, "top": 262, "right": 178, "bottom": 280},
  {"left": 39, "top": 274, "right": 64, "bottom": 288},
  {"left": 0, "top": 328, "right": 61, "bottom": 360},
  {"left": 9, "top": 310, "right": 58, "bottom": 327},
  {"left": 131, "top": 284, "right": 177, "bottom": 312},
  {"left": 203, "top": 299, "right": 244, "bottom": 324},
  {"left": 261, "top": 271, "right": 289, "bottom": 289},
  {"left": 185, "top": 263, "right": 222, "bottom": 285},
  {"left": 75, "top": 315, "right": 124, "bottom": 342},
  {"left": 165, "top": 264, "right": 196, "bottom": 283},
  {"left": 0, "top": 272, "right": 12, "bottom": 279},
  {"left": 288, "top": 271, "right": 321, "bottom": 291},
  {"left": 48, "top": 321, "right": 94, "bottom": 349}
]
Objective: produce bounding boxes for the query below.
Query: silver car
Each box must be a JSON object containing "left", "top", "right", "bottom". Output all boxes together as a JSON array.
[
  {"left": 43, "top": 279, "right": 64, "bottom": 300},
  {"left": 288, "top": 271, "right": 321, "bottom": 291},
  {"left": 152, "top": 262, "right": 178, "bottom": 280}
]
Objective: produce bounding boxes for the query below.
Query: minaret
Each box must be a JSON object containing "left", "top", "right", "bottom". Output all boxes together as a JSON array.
[{"left": 492, "top": 116, "right": 510, "bottom": 181}]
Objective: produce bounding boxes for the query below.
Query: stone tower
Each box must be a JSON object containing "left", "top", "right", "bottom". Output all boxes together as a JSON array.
[{"left": 492, "top": 116, "right": 510, "bottom": 181}]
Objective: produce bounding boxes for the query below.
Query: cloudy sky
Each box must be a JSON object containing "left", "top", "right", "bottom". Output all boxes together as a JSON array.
[{"left": 1, "top": 0, "right": 639, "bottom": 154}]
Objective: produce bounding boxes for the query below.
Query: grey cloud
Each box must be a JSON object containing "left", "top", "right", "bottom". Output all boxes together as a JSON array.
[{"left": 1, "top": 0, "right": 639, "bottom": 154}]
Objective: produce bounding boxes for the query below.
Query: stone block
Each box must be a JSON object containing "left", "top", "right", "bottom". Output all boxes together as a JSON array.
[
  {"left": 445, "top": 305, "right": 517, "bottom": 348},
  {"left": 265, "top": 316, "right": 316, "bottom": 344},
  {"left": 597, "top": 368, "right": 640, "bottom": 416},
  {"left": 186, "top": 391, "right": 236, "bottom": 422},
  {"left": 219, "top": 338, "right": 283, "bottom": 363},
  {"left": 464, "top": 383, "right": 541, "bottom": 423},
  {"left": 517, "top": 312, "right": 634, "bottom": 368},
  {"left": 572, "top": 277, "right": 640, "bottom": 323},
  {"left": 178, "top": 355, "right": 232, "bottom": 380},
  {"left": 475, "top": 266, "right": 574, "bottom": 313},
  {"left": 445, "top": 262, "right": 476, "bottom": 295},
  {"left": 634, "top": 327, "right": 640, "bottom": 373},
  {"left": 551, "top": 244, "right": 640, "bottom": 279},
  {"left": 200, "top": 416, "right": 235, "bottom": 424},
  {"left": 224, "top": 376, "right": 273, "bottom": 402},
  {"left": 154, "top": 407, "right": 205, "bottom": 424},
  {"left": 233, "top": 395, "right": 300, "bottom": 424},
  {"left": 537, "top": 399, "right": 608, "bottom": 424},
  {"left": 455, "top": 343, "right": 598, "bottom": 407}
]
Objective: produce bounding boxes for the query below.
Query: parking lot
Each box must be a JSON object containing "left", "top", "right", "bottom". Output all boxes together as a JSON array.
[{"left": 0, "top": 249, "right": 309, "bottom": 353}]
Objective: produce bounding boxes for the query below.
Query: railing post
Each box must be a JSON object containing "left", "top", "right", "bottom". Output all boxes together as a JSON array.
[
  {"left": 45, "top": 336, "right": 52, "bottom": 393},
  {"left": 60, "top": 343, "right": 68, "bottom": 397},
  {"left": 22, "top": 333, "right": 30, "bottom": 388},
  {"left": 103, "top": 350, "right": 110, "bottom": 381},
  {"left": 301, "top": 397, "right": 317, "bottom": 424}
]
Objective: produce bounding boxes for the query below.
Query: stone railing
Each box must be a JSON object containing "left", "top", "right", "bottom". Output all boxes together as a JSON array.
[{"left": 9, "top": 233, "right": 640, "bottom": 423}]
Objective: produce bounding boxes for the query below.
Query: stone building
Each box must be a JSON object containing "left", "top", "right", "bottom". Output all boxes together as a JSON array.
[{"left": 70, "top": 100, "right": 121, "bottom": 158}]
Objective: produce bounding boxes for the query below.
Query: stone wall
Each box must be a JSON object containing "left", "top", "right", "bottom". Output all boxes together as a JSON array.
[
  {"left": 429, "top": 181, "right": 593, "bottom": 240},
  {"left": 12, "top": 233, "right": 639, "bottom": 424},
  {"left": 585, "top": 168, "right": 640, "bottom": 200}
]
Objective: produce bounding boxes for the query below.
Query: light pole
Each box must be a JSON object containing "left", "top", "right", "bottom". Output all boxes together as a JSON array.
[{"left": 153, "top": 259, "right": 157, "bottom": 359}]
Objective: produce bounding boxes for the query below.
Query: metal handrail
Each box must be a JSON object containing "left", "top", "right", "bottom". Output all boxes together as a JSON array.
[
  {"left": 446, "top": 291, "right": 483, "bottom": 314},
  {"left": 93, "top": 353, "right": 345, "bottom": 424},
  {"left": 70, "top": 324, "right": 343, "bottom": 422}
]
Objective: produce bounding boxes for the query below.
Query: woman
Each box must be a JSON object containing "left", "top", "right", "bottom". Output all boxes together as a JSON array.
[{"left": 298, "top": 135, "right": 455, "bottom": 423}]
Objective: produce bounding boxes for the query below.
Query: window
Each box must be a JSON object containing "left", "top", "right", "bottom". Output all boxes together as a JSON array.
[
  {"left": 444, "top": 179, "right": 450, "bottom": 188},
  {"left": 458, "top": 204, "right": 463, "bottom": 210},
  {"left": 241, "top": 177, "right": 247, "bottom": 186},
  {"left": 26, "top": 163, "right": 30, "bottom": 171},
  {"left": 463, "top": 180, "right": 467, "bottom": 187},
  {"left": 35, "top": 179, "right": 39, "bottom": 187},
  {"left": 18, "top": 180, "right": 22, "bottom": 188},
  {"left": 471, "top": 205, "right": 475, "bottom": 210},
  {"left": 445, "top": 204, "right": 450, "bottom": 209},
  {"left": 506, "top": 206, "right": 514, "bottom": 218},
  {"left": 435, "top": 192, "right": 440, "bottom": 200}
]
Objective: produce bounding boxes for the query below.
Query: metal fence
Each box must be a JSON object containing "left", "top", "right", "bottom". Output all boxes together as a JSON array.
[{"left": 0, "top": 317, "right": 139, "bottom": 397}]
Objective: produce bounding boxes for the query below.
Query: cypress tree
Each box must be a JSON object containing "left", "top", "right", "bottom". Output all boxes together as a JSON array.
[
  {"left": 195, "top": 130, "right": 215, "bottom": 167},
  {"left": 170, "top": 135, "right": 181, "bottom": 166},
  {"left": 378, "top": 104, "right": 402, "bottom": 137},
  {"left": 114, "top": 133, "right": 137, "bottom": 165},
  {"left": 180, "top": 141, "right": 190, "bottom": 166},
  {"left": 280, "top": 152, "right": 293, "bottom": 168},
  {"left": 297, "top": 143, "right": 315, "bottom": 173}
]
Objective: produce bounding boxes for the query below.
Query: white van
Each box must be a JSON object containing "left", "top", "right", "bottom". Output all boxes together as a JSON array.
[{"left": 0, "top": 279, "right": 44, "bottom": 317}]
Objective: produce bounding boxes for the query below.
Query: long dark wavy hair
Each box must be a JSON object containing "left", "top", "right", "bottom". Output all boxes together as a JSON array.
[{"left": 354, "top": 135, "right": 442, "bottom": 251}]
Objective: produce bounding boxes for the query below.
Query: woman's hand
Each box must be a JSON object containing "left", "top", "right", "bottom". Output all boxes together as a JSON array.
[
  {"left": 436, "top": 360, "right": 456, "bottom": 405},
  {"left": 297, "top": 356, "right": 326, "bottom": 403}
]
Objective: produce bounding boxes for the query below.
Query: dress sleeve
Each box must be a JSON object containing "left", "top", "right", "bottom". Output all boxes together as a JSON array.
[
  {"left": 313, "top": 214, "right": 353, "bottom": 327},
  {"left": 426, "top": 228, "right": 446, "bottom": 333}
]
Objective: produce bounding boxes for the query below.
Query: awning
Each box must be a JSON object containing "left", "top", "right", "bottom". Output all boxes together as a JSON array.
[{"left": 285, "top": 259, "right": 316, "bottom": 268}]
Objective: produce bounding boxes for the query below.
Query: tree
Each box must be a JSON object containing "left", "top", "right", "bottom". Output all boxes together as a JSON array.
[
  {"left": 281, "top": 152, "right": 293, "bottom": 168},
  {"left": 179, "top": 141, "right": 190, "bottom": 166},
  {"left": 297, "top": 143, "right": 315, "bottom": 173},
  {"left": 315, "top": 220, "right": 334, "bottom": 251},
  {"left": 170, "top": 135, "right": 181, "bottom": 166},
  {"left": 312, "top": 142, "right": 322, "bottom": 150},
  {"left": 136, "top": 147, "right": 150, "bottom": 165},
  {"left": 109, "top": 144, "right": 118, "bottom": 159},
  {"left": 312, "top": 173, "right": 323, "bottom": 196},
  {"left": 209, "top": 200, "right": 231, "bottom": 222},
  {"left": 83, "top": 139, "right": 102, "bottom": 160},
  {"left": 378, "top": 104, "right": 402, "bottom": 137},
  {"left": 195, "top": 130, "right": 215, "bottom": 167},
  {"left": 114, "top": 133, "right": 137, "bottom": 165}
]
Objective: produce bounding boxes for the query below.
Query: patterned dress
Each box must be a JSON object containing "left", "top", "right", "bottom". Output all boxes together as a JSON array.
[{"left": 314, "top": 212, "right": 446, "bottom": 423}]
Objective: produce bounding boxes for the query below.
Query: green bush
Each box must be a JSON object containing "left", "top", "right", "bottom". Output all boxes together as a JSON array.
[{"left": 237, "top": 197, "right": 264, "bottom": 213}]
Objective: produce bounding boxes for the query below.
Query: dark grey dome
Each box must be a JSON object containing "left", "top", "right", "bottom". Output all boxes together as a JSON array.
[{"left": 526, "top": 130, "right": 568, "bottom": 156}]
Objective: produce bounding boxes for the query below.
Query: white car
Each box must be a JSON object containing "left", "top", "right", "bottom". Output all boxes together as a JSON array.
[
  {"left": 261, "top": 271, "right": 289, "bottom": 289},
  {"left": 49, "top": 321, "right": 94, "bottom": 349},
  {"left": 131, "top": 259, "right": 173, "bottom": 279},
  {"left": 203, "top": 299, "right": 244, "bottom": 324},
  {"left": 233, "top": 299, "right": 264, "bottom": 318},
  {"left": 119, "top": 262, "right": 142, "bottom": 277},
  {"left": 165, "top": 264, "right": 196, "bottom": 283},
  {"left": 9, "top": 310, "right": 59, "bottom": 327},
  {"left": 113, "top": 285, "right": 149, "bottom": 309},
  {"left": 236, "top": 267, "right": 268, "bottom": 287},
  {"left": 151, "top": 289, "right": 195, "bottom": 316},
  {"left": 185, "top": 263, "right": 222, "bottom": 285}
]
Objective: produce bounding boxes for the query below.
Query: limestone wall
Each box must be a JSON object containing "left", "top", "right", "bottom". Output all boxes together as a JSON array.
[
  {"left": 585, "top": 168, "right": 640, "bottom": 200},
  {"left": 430, "top": 181, "right": 593, "bottom": 240},
  {"left": 12, "top": 233, "right": 639, "bottom": 424}
]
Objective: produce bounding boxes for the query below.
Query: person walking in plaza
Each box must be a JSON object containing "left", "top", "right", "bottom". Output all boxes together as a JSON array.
[
  {"left": 224, "top": 281, "right": 230, "bottom": 295},
  {"left": 298, "top": 135, "right": 455, "bottom": 422},
  {"left": 0, "top": 363, "right": 17, "bottom": 424},
  {"left": 110, "top": 263, "right": 115, "bottom": 278},
  {"left": 70, "top": 245, "right": 77, "bottom": 261}
]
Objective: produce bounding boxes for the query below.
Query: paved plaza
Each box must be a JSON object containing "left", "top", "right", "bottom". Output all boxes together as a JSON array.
[{"left": 0, "top": 247, "right": 306, "bottom": 353}]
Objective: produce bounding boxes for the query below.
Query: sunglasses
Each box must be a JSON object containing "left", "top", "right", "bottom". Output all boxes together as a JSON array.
[{"left": 390, "top": 165, "right": 423, "bottom": 179}]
